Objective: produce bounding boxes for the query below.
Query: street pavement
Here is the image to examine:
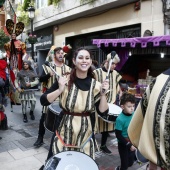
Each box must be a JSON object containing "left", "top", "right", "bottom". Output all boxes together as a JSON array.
[{"left": 0, "top": 91, "right": 148, "bottom": 170}]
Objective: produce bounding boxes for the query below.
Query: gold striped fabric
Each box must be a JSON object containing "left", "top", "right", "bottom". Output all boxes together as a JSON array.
[
  {"left": 42, "top": 63, "right": 71, "bottom": 89},
  {"left": 42, "top": 64, "right": 71, "bottom": 113},
  {"left": 128, "top": 73, "right": 170, "bottom": 170},
  {"left": 93, "top": 68, "right": 122, "bottom": 133},
  {"left": 53, "top": 78, "right": 101, "bottom": 159}
]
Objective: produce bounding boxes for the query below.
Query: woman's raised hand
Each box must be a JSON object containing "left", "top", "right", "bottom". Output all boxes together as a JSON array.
[{"left": 58, "top": 76, "right": 68, "bottom": 93}]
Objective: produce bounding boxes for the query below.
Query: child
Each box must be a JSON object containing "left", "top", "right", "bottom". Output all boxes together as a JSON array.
[{"left": 115, "top": 92, "right": 136, "bottom": 170}]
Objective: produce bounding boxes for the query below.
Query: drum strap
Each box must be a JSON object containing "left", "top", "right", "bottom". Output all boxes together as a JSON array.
[
  {"left": 55, "top": 130, "right": 93, "bottom": 149},
  {"left": 63, "top": 111, "right": 91, "bottom": 117}
]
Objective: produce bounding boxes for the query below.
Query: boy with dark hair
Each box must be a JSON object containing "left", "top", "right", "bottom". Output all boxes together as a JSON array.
[{"left": 115, "top": 93, "right": 136, "bottom": 170}]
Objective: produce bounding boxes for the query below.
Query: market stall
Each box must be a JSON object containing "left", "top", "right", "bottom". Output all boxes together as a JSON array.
[{"left": 92, "top": 35, "right": 170, "bottom": 97}]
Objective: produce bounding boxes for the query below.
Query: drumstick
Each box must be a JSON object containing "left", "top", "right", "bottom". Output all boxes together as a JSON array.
[
  {"left": 45, "top": 61, "right": 60, "bottom": 77},
  {"left": 102, "top": 51, "right": 117, "bottom": 93}
]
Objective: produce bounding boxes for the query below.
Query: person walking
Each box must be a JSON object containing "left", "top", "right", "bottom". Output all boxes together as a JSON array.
[
  {"left": 33, "top": 46, "right": 71, "bottom": 147},
  {"left": 115, "top": 93, "right": 136, "bottom": 170},
  {"left": 128, "top": 68, "right": 170, "bottom": 170},
  {"left": 15, "top": 60, "right": 39, "bottom": 123},
  {"left": 93, "top": 51, "right": 122, "bottom": 155}
]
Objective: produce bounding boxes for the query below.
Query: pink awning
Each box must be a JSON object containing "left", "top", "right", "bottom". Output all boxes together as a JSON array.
[{"left": 92, "top": 35, "right": 170, "bottom": 48}]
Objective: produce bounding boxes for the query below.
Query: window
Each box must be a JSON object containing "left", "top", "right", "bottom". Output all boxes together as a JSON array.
[{"left": 35, "top": 0, "right": 47, "bottom": 9}]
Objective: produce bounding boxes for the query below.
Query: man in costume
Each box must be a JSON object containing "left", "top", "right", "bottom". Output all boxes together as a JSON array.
[
  {"left": 33, "top": 46, "right": 71, "bottom": 147},
  {"left": 93, "top": 51, "right": 122, "bottom": 155},
  {"left": 128, "top": 69, "right": 170, "bottom": 170},
  {"left": 14, "top": 60, "right": 39, "bottom": 123},
  {"left": 4, "top": 19, "right": 27, "bottom": 110}
]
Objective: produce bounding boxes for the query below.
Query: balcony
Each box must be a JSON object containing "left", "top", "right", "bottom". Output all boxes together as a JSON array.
[{"left": 33, "top": 0, "right": 138, "bottom": 30}]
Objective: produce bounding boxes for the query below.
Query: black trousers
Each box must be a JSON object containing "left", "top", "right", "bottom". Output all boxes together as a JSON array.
[
  {"left": 118, "top": 142, "right": 135, "bottom": 170},
  {"left": 101, "top": 131, "right": 108, "bottom": 146},
  {"left": 38, "top": 112, "right": 46, "bottom": 137}
]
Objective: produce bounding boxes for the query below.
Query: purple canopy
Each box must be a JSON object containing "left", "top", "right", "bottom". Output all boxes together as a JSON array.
[{"left": 92, "top": 35, "right": 170, "bottom": 48}]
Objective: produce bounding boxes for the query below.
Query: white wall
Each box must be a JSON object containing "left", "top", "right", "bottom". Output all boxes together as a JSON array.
[{"left": 53, "top": 0, "right": 164, "bottom": 47}]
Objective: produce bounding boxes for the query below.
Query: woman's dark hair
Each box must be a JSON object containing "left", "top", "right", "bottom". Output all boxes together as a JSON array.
[
  {"left": 120, "top": 92, "right": 135, "bottom": 105},
  {"left": 68, "top": 47, "right": 95, "bottom": 90}
]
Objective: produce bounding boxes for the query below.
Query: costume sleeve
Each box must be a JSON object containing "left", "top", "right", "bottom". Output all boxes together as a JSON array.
[
  {"left": 20, "top": 42, "right": 27, "bottom": 54},
  {"left": 40, "top": 80, "right": 59, "bottom": 106},
  {"left": 128, "top": 79, "right": 154, "bottom": 147},
  {"left": 30, "top": 77, "right": 39, "bottom": 87},
  {"left": 4, "top": 42, "right": 10, "bottom": 58},
  {"left": 115, "top": 129, "right": 132, "bottom": 148},
  {"left": 39, "top": 69, "right": 51, "bottom": 82}
]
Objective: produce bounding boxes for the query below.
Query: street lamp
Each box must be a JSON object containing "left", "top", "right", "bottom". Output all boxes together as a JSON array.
[{"left": 28, "top": 6, "right": 35, "bottom": 60}]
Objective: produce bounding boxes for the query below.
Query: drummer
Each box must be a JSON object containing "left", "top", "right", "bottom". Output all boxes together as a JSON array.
[
  {"left": 34, "top": 46, "right": 71, "bottom": 147},
  {"left": 40, "top": 47, "right": 110, "bottom": 163},
  {"left": 93, "top": 51, "right": 122, "bottom": 155}
]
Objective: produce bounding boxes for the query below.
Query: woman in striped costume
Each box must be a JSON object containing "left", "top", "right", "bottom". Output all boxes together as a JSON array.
[{"left": 40, "top": 47, "right": 109, "bottom": 159}]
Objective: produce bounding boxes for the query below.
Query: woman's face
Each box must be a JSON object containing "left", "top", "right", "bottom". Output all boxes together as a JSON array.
[
  {"left": 11, "top": 33, "right": 16, "bottom": 40},
  {"left": 73, "top": 49, "right": 92, "bottom": 73}
]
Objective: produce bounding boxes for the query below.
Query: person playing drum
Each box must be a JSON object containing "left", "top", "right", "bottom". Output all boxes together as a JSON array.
[
  {"left": 34, "top": 46, "right": 71, "bottom": 147},
  {"left": 14, "top": 60, "right": 39, "bottom": 122},
  {"left": 93, "top": 51, "right": 122, "bottom": 155},
  {"left": 40, "top": 47, "right": 110, "bottom": 163},
  {"left": 114, "top": 93, "right": 136, "bottom": 170}
]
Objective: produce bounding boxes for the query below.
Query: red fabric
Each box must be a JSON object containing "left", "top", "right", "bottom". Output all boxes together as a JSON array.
[
  {"left": 0, "top": 60, "right": 7, "bottom": 80},
  {"left": 0, "top": 111, "right": 5, "bottom": 121},
  {"left": 63, "top": 46, "right": 70, "bottom": 53}
]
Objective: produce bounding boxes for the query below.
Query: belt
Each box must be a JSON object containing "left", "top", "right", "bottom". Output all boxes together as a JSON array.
[{"left": 63, "top": 111, "right": 90, "bottom": 116}]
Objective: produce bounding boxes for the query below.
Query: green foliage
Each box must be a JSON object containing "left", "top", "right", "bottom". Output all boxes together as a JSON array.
[
  {"left": 0, "top": 29, "right": 10, "bottom": 48},
  {"left": 48, "top": 0, "right": 53, "bottom": 5},
  {"left": 80, "top": 0, "right": 96, "bottom": 5},
  {"left": 17, "top": 3, "right": 30, "bottom": 26},
  {"left": 48, "top": 0, "right": 62, "bottom": 6},
  {"left": 23, "top": 0, "right": 31, "bottom": 11}
]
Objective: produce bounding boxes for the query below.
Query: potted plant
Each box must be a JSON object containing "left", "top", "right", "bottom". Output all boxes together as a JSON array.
[{"left": 26, "top": 34, "right": 37, "bottom": 44}]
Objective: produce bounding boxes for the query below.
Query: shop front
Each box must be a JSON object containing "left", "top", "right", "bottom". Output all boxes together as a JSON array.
[
  {"left": 92, "top": 35, "right": 170, "bottom": 97},
  {"left": 30, "top": 26, "right": 54, "bottom": 75}
]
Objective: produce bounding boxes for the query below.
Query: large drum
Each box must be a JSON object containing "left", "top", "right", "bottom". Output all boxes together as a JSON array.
[
  {"left": 98, "top": 103, "right": 122, "bottom": 123},
  {"left": 44, "top": 151, "right": 99, "bottom": 170},
  {"left": 44, "top": 102, "right": 62, "bottom": 133}
]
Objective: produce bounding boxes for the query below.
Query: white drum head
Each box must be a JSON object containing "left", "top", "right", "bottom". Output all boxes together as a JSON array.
[
  {"left": 44, "top": 151, "right": 99, "bottom": 170},
  {"left": 108, "top": 103, "right": 122, "bottom": 116}
]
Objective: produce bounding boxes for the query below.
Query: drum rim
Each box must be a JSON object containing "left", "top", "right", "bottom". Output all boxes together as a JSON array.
[
  {"left": 45, "top": 150, "right": 99, "bottom": 169},
  {"left": 48, "top": 104, "right": 62, "bottom": 115},
  {"left": 44, "top": 122, "right": 55, "bottom": 134}
]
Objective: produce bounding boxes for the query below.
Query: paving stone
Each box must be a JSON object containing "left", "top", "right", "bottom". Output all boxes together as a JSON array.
[
  {"left": 8, "top": 147, "right": 48, "bottom": 160},
  {"left": 0, "top": 141, "right": 18, "bottom": 153},
  {"left": 0, "top": 156, "right": 42, "bottom": 170},
  {"left": 17, "top": 137, "right": 38, "bottom": 149},
  {"left": 0, "top": 151, "right": 15, "bottom": 162},
  {"left": 34, "top": 150, "right": 48, "bottom": 163}
]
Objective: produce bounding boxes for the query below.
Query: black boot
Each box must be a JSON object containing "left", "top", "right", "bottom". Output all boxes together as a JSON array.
[
  {"left": 0, "top": 114, "right": 8, "bottom": 130},
  {"left": 23, "top": 114, "right": 28, "bottom": 123},
  {"left": 30, "top": 111, "right": 35, "bottom": 120},
  {"left": 34, "top": 135, "right": 44, "bottom": 147}
]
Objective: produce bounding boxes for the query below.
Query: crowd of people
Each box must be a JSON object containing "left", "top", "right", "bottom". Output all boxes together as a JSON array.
[{"left": 1, "top": 20, "right": 170, "bottom": 170}]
